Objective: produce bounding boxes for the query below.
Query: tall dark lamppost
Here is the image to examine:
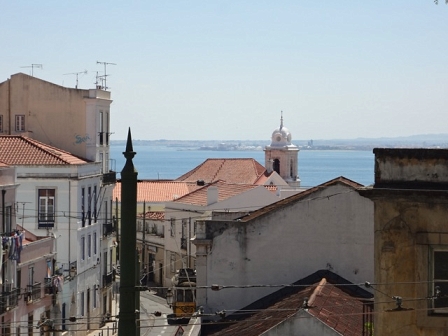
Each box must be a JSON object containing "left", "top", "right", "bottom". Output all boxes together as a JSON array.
[{"left": 118, "top": 128, "right": 139, "bottom": 336}]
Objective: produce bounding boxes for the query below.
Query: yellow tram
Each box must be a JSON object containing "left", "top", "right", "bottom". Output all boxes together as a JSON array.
[{"left": 167, "top": 268, "right": 196, "bottom": 325}]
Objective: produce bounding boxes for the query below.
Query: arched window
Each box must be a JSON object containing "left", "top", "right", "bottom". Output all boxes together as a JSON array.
[
  {"left": 290, "top": 159, "right": 294, "bottom": 177},
  {"left": 273, "top": 159, "right": 280, "bottom": 174}
]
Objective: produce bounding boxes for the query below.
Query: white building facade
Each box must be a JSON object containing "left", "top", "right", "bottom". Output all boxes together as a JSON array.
[
  {"left": 193, "top": 178, "right": 374, "bottom": 315},
  {"left": 0, "top": 73, "right": 117, "bottom": 334}
]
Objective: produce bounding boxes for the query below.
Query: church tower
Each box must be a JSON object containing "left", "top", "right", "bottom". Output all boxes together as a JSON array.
[{"left": 264, "top": 113, "right": 300, "bottom": 187}]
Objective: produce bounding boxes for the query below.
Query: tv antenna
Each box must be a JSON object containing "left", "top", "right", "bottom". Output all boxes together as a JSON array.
[
  {"left": 63, "top": 70, "right": 87, "bottom": 89},
  {"left": 20, "top": 64, "right": 43, "bottom": 77},
  {"left": 96, "top": 61, "right": 116, "bottom": 90}
]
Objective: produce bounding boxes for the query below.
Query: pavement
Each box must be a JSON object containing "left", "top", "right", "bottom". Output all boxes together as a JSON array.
[{"left": 86, "top": 279, "right": 172, "bottom": 336}]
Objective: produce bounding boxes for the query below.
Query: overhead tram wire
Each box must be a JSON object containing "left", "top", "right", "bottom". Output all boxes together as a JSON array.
[{"left": 0, "top": 290, "right": 445, "bottom": 331}]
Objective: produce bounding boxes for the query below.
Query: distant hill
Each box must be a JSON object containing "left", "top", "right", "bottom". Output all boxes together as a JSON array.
[{"left": 111, "top": 134, "right": 448, "bottom": 150}]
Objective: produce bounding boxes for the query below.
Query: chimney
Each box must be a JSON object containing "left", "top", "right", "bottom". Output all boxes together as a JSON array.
[{"left": 207, "top": 186, "right": 219, "bottom": 205}]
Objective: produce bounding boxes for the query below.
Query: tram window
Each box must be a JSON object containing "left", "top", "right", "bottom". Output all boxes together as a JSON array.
[
  {"left": 177, "top": 290, "right": 184, "bottom": 302},
  {"left": 185, "top": 290, "right": 194, "bottom": 302}
]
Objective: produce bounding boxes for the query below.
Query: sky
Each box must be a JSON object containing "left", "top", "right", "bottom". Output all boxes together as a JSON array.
[{"left": 1, "top": 1, "right": 448, "bottom": 141}]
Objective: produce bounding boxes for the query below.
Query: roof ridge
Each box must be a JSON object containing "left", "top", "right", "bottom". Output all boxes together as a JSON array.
[
  {"left": 240, "top": 177, "right": 364, "bottom": 223},
  {"left": 308, "top": 278, "right": 327, "bottom": 306},
  {"left": 175, "top": 159, "right": 208, "bottom": 181},
  {"left": 173, "top": 180, "right": 221, "bottom": 202},
  {"left": 22, "top": 136, "right": 88, "bottom": 164},
  {"left": 0, "top": 135, "right": 89, "bottom": 165},
  {"left": 212, "top": 159, "right": 226, "bottom": 183},
  {"left": 16, "top": 136, "right": 68, "bottom": 164}
]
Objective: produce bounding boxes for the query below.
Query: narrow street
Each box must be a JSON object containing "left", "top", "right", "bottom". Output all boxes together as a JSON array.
[{"left": 113, "top": 290, "right": 179, "bottom": 336}]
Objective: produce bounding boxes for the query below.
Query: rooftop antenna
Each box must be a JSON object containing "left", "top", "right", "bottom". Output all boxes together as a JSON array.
[
  {"left": 96, "top": 61, "right": 116, "bottom": 90},
  {"left": 63, "top": 70, "right": 88, "bottom": 89},
  {"left": 20, "top": 64, "right": 43, "bottom": 77}
]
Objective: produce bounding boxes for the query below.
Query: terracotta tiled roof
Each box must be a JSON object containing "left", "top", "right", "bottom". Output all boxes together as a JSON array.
[
  {"left": 137, "top": 211, "right": 165, "bottom": 221},
  {"left": 113, "top": 180, "right": 203, "bottom": 203},
  {"left": 239, "top": 176, "right": 364, "bottom": 223},
  {"left": 205, "top": 270, "right": 373, "bottom": 336},
  {"left": 172, "top": 180, "right": 261, "bottom": 206},
  {"left": 308, "top": 279, "right": 368, "bottom": 336},
  {"left": 0, "top": 135, "right": 89, "bottom": 165},
  {"left": 253, "top": 173, "right": 270, "bottom": 185},
  {"left": 175, "top": 158, "right": 268, "bottom": 185}
]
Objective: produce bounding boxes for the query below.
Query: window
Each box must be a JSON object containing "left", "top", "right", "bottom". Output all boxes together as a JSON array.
[
  {"left": 137, "top": 220, "right": 142, "bottom": 232},
  {"left": 431, "top": 250, "right": 448, "bottom": 313},
  {"left": 170, "top": 252, "right": 176, "bottom": 273},
  {"left": 170, "top": 218, "right": 175, "bottom": 237},
  {"left": 105, "top": 152, "right": 109, "bottom": 171},
  {"left": 15, "top": 115, "right": 25, "bottom": 132},
  {"left": 104, "top": 200, "right": 108, "bottom": 224},
  {"left": 28, "top": 266, "right": 34, "bottom": 287},
  {"left": 81, "top": 237, "right": 85, "bottom": 261},
  {"left": 182, "top": 219, "right": 187, "bottom": 238},
  {"left": 88, "top": 186, "right": 92, "bottom": 225},
  {"left": 110, "top": 199, "right": 113, "bottom": 225},
  {"left": 0, "top": 115, "right": 3, "bottom": 132},
  {"left": 38, "top": 189, "right": 55, "bottom": 228},
  {"left": 80, "top": 291, "right": 85, "bottom": 316},
  {"left": 28, "top": 313, "right": 33, "bottom": 336},
  {"left": 106, "top": 111, "right": 110, "bottom": 145},
  {"left": 93, "top": 186, "right": 97, "bottom": 222},
  {"left": 93, "top": 232, "right": 97, "bottom": 255},
  {"left": 93, "top": 286, "right": 97, "bottom": 308},
  {"left": 5, "top": 206, "right": 11, "bottom": 233},
  {"left": 88, "top": 234, "right": 91, "bottom": 258},
  {"left": 99, "top": 152, "right": 104, "bottom": 173},
  {"left": 273, "top": 159, "right": 280, "bottom": 174},
  {"left": 181, "top": 219, "right": 187, "bottom": 249},
  {"left": 290, "top": 159, "right": 294, "bottom": 178},
  {"left": 99, "top": 111, "right": 104, "bottom": 145},
  {"left": 82, "top": 187, "right": 85, "bottom": 227}
]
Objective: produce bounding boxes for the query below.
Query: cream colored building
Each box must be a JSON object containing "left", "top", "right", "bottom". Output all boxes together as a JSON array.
[
  {"left": 0, "top": 73, "right": 113, "bottom": 174},
  {"left": 360, "top": 148, "right": 448, "bottom": 336},
  {"left": 193, "top": 177, "right": 374, "bottom": 315}
]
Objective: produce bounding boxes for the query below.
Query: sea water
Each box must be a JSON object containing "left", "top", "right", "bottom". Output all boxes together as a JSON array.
[{"left": 110, "top": 145, "right": 374, "bottom": 187}]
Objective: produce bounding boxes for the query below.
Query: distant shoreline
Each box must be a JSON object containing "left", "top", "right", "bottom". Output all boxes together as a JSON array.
[{"left": 110, "top": 135, "right": 448, "bottom": 151}]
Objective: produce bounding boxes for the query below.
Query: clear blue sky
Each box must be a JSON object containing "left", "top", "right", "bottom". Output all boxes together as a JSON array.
[{"left": 1, "top": 1, "right": 447, "bottom": 141}]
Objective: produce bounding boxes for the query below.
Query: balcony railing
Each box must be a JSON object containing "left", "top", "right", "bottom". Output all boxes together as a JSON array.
[
  {"left": 44, "top": 277, "right": 55, "bottom": 295},
  {"left": 0, "top": 288, "right": 20, "bottom": 313},
  {"left": 103, "top": 271, "right": 114, "bottom": 287},
  {"left": 103, "top": 222, "right": 115, "bottom": 237},
  {"left": 26, "top": 282, "right": 41, "bottom": 302},
  {"left": 102, "top": 171, "right": 116, "bottom": 185}
]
